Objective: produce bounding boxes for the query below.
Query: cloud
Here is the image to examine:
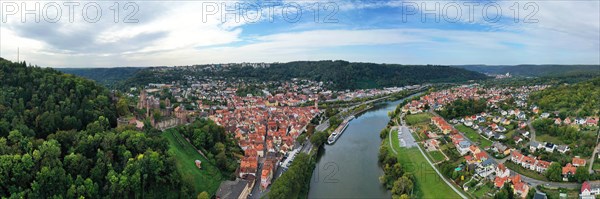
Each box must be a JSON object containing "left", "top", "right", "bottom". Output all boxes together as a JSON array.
[{"left": 0, "top": 0, "right": 598, "bottom": 67}]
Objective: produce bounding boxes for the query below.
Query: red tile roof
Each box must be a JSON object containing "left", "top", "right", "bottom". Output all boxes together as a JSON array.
[{"left": 562, "top": 163, "right": 577, "bottom": 175}]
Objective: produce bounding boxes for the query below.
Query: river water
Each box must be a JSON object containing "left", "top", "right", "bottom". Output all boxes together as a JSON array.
[{"left": 308, "top": 96, "right": 416, "bottom": 199}]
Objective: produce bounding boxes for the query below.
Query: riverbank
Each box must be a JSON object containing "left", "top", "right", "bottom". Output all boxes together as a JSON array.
[
  {"left": 306, "top": 93, "right": 427, "bottom": 199},
  {"left": 382, "top": 127, "right": 463, "bottom": 198}
]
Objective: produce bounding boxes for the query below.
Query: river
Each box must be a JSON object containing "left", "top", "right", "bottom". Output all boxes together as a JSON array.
[{"left": 308, "top": 94, "right": 418, "bottom": 199}]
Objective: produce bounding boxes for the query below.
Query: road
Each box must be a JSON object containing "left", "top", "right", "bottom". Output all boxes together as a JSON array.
[
  {"left": 388, "top": 125, "right": 399, "bottom": 155},
  {"left": 519, "top": 174, "right": 580, "bottom": 189},
  {"left": 588, "top": 127, "right": 600, "bottom": 173},
  {"left": 249, "top": 163, "right": 284, "bottom": 199},
  {"left": 527, "top": 119, "right": 537, "bottom": 142},
  {"left": 315, "top": 120, "right": 329, "bottom": 132},
  {"left": 315, "top": 91, "right": 410, "bottom": 133},
  {"left": 301, "top": 140, "right": 313, "bottom": 154},
  {"left": 249, "top": 143, "right": 307, "bottom": 199}
]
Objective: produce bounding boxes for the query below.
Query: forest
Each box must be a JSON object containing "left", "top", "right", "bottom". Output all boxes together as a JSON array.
[
  {"left": 529, "top": 77, "right": 600, "bottom": 117},
  {"left": 57, "top": 67, "right": 143, "bottom": 88},
  {"left": 222, "top": 61, "right": 489, "bottom": 90},
  {"left": 0, "top": 118, "right": 189, "bottom": 198},
  {"left": 112, "top": 61, "right": 489, "bottom": 90},
  {"left": 454, "top": 64, "right": 600, "bottom": 77},
  {"left": 0, "top": 58, "right": 191, "bottom": 198},
  {"left": 0, "top": 58, "right": 117, "bottom": 138},
  {"left": 438, "top": 99, "right": 488, "bottom": 119}
]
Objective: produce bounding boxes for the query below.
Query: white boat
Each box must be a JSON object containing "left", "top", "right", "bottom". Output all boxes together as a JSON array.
[{"left": 327, "top": 116, "right": 354, "bottom": 145}]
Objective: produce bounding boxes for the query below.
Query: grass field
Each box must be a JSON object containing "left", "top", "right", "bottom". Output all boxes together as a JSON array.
[
  {"left": 406, "top": 113, "right": 433, "bottom": 125},
  {"left": 162, "top": 129, "right": 224, "bottom": 196},
  {"left": 428, "top": 150, "right": 446, "bottom": 162},
  {"left": 536, "top": 134, "right": 565, "bottom": 145},
  {"left": 470, "top": 184, "right": 493, "bottom": 199},
  {"left": 538, "top": 185, "right": 581, "bottom": 199},
  {"left": 505, "top": 161, "right": 548, "bottom": 181},
  {"left": 593, "top": 161, "right": 600, "bottom": 170},
  {"left": 388, "top": 130, "right": 462, "bottom": 199},
  {"left": 456, "top": 124, "right": 492, "bottom": 148}
]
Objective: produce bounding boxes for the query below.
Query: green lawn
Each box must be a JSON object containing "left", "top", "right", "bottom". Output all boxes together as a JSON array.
[
  {"left": 429, "top": 151, "right": 446, "bottom": 162},
  {"left": 504, "top": 162, "right": 548, "bottom": 181},
  {"left": 388, "top": 130, "right": 462, "bottom": 199},
  {"left": 536, "top": 134, "right": 565, "bottom": 145},
  {"left": 456, "top": 125, "right": 492, "bottom": 148},
  {"left": 406, "top": 113, "right": 433, "bottom": 125},
  {"left": 470, "top": 184, "right": 493, "bottom": 199},
  {"left": 538, "top": 185, "right": 581, "bottom": 199},
  {"left": 593, "top": 161, "right": 600, "bottom": 170},
  {"left": 162, "top": 129, "right": 224, "bottom": 196}
]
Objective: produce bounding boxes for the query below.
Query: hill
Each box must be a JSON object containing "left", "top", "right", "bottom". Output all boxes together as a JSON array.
[
  {"left": 0, "top": 58, "right": 190, "bottom": 198},
  {"left": 119, "top": 61, "right": 489, "bottom": 90},
  {"left": 0, "top": 58, "right": 117, "bottom": 137},
  {"left": 529, "top": 77, "right": 600, "bottom": 117},
  {"left": 57, "top": 67, "right": 143, "bottom": 87},
  {"left": 453, "top": 65, "right": 600, "bottom": 77}
]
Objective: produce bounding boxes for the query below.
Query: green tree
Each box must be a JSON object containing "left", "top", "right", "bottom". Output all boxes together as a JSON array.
[
  {"left": 545, "top": 163, "right": 562, "bottom": 181},
  {"left": 197, "top": 191, "right": 210, "bottom": 199},
  {"left": 391, "top": 175, "right": 413, "bottom": 196},
  {"left": 116, "top": 98, "right": 130, "bottom": 116},
  {"left": 310, "top": 131, "right": 329, "bottom": 148},
  {"left": 575, "top": 166, "right": 590, "bottom": 182}
]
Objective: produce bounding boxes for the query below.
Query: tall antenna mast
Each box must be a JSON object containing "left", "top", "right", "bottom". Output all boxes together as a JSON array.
[{"left": 17, "top": 47, "right": 20, "bottom": 62}]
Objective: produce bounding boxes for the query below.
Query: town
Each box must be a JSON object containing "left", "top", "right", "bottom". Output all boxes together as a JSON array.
[
  {"left": 398, "top": 84, "right": 600, "bottom": 198},
  {"left": 116, "top": 72, "right": 419, "bottom": 198}
]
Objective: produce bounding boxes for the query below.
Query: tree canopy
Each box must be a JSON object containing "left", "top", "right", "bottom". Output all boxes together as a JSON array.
[
  {"left": 0, "top": 59, "right": 189, "bottom": 198},
  {"left": 116, "top": 60, "right": 489, "bottom": 90},
  {"left": 529, "top": 77, "right": 600, "bottom": 117},
  {"left": 0, "top": 59, "right": 117, "bottom": 138},
  {"left": 439, "top": 99, "right": 487, "bottom": 119}
]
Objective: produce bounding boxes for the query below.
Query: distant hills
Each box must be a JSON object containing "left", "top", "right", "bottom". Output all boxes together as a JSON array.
[
  {"left": 221, "top": 61, "right": 489, "bottom": 89},
  {"left": 56, "top": 62, "right": 600, "bottom": 90},
  {"left": 529, "top": 77, "right": 600, "bottom": 117},
  {"left": 57, "top": 67, "right": 143, "bottom": 87},
  {"left": 452, "top": 65, "right": 600, "bottom": 77},
  {"left": 89, "top": 60, "right": 489, "bottom": 90}
]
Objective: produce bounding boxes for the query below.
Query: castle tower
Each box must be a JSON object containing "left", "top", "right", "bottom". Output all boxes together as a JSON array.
[
  {"left": 138, "top": 89, "right": 147, "bottom": 109},
  {"left": 146, "top": 103, "right": 150, "bottom": 118}
]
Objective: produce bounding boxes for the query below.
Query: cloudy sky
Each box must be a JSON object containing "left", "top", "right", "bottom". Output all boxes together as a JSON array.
[{"left": 0, "top": 0, "right": 599, "bottom": 67}]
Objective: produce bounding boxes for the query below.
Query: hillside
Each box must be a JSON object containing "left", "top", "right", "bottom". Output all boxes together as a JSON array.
[
  {"left": 57, "top": 67, "right": 143, "bottom": 87},
  {"left": 529, "top": 77, "right": 600, "bottom": 117},
  {"left": 0, "top": 58, "right": 117, "bottom": 137},
  {"left": 0, "top": 58, "right": 190, "bottom": 198},
  {"left": 453, "top": 65, "right": 600, "bottom": 77},
  {"left": 119, "top": 61, "right": 489, "bottom": 90}
]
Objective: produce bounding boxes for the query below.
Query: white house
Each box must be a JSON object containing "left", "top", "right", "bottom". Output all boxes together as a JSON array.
[
  {"left": 458, "top": 141, "right": 472, "bottom": 155},
  {"left": 496, "top": 164, "right": 510, "bottom": 178},
  {"left": 557, "top": 145, "right": 570, "bottom": 154},
  {"left": 544, "top": 142, "right": 556, "bottom": 153},
  {"left": 581, "top": 181, "right": 600, "bottom": 199},
  {"left": 476, "top": 159, "right": 496, "bottom": 177}
]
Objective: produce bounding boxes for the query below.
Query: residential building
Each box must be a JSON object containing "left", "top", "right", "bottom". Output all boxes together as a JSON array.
[
  {"left": 581, "top": 181, "right": 600, "bottom": 199},
  {"left": 562, "top": 163, "right": 577, "bottom": 181},
  {"left": 573, "top": 157, "right": 587, "bottom": 167}
]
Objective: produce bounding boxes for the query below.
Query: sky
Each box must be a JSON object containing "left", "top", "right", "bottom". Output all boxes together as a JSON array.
[{"left": 0, "top": 0, "right": 599, "bottom": 67}]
